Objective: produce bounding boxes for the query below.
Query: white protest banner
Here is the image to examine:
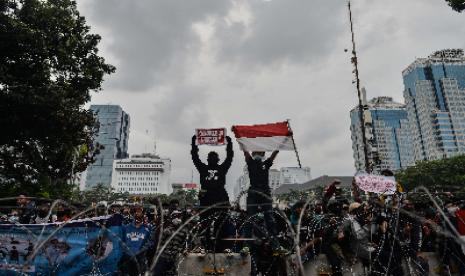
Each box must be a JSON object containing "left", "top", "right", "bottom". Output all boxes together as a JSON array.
[
  {"left": 196, "top": 128, "right": 226, "bottom": 146},
  {"left": 354, "top": 173, "right": 397, "bottom": 195}
]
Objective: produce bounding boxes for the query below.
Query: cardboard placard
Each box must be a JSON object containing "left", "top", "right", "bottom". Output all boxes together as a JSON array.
[{"left": 196, "top": 128, "right": 226, "bottom": 145}]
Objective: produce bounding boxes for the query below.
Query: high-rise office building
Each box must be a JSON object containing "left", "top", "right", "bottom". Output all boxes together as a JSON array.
[
  {"left": 85, "top": 105, "right": 130, "bottom": 189},
  {"left": 350, "top": 95, "right": 412, "bottom": 172},
  {"left": 403, "top": 49, "right": 465, "bottom": 161}
]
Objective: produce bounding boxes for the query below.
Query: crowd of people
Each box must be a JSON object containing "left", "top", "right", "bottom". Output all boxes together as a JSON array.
[
  {"left": 0, "top": 135, "right": 464, "bottom": 276},
  {"left": 0, "top": 187, "right": 465, "bottom": 275},
  {"left": 290, "top": 180, "right": 465, "bottom": 276}
]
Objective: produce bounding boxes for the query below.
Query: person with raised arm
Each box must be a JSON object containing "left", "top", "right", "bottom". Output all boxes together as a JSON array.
[
  {"left": 191, "top": 134, "right": 234, "bottom": 251},
  {"left": 191, "top": 134, "right": 233, "bottom": 211},
  {"left": 242, "top": 150, "right": 288, "bottom": 256}
]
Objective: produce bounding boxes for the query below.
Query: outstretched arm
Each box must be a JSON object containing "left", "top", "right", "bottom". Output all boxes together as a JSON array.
[
  {"left": 243, "top": 150, "right": 252, "bottom": 161},
  {"left": 322, "top": 181, "right": 339, "bottom": 211},
  {"left": 221, "top": 136, "right": 234, "bottom": 170},
  {"left": 263, "top": 150, "right": 279, "bottom": 168},
  {"left": 191, "top": 135, "right": 204, "bottom": 171},
  {"left": 351, "top": 178, "right": 362, "bottom": 203},
  {"left": 268, "top": 150, "right": 279, "bottom": 162}
]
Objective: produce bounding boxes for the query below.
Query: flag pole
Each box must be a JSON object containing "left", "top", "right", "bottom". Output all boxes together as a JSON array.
[{"left": 287, "top": 120, "right": 302, "bottom": 168}]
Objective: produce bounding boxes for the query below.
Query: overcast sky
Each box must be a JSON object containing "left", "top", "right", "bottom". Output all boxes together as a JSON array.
[{"left": 76, "top": 0, "right": 465, "bottom": 195}]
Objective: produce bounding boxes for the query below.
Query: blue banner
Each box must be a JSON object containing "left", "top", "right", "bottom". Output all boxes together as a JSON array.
[{"left": 0, "top": 215, "right": 123, "bottom": 275}]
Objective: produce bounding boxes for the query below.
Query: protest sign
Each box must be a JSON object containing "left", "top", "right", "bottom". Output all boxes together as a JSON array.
[
  {"left": 354, "top": 173, "right": 397, "bottom": 195},
  {"left": 196, "top": 128, "right": 226, "bottom": 146},
  {"left": 0, "top": 216, "right": 122, "bottom": 275}
]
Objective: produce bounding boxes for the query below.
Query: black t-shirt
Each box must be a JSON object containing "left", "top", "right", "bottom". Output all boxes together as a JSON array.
[
  {"left": 246, "top": 157, "right": 273, "bottom": 191},
  {"left": 191, "top": 142, "right": 233, "bottom": 195},
  {"left": 19, "top": 201, "right": 36, "bottom": 224},
  {"left": 197, "top": 164, "right": 228, "bottom": 192}
]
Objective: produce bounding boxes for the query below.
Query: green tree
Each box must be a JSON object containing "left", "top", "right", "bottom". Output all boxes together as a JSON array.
[
  {"left": 445, "top": 0, "right": 465, "bottom": 12},
  {"left": 277, "top": 189, "right": 314, "bottom": 204},
  {"left": 396, "top": 154, "right": 465, "bottom": 194},
  {"left": 0, "top": 0, "right": 114, "bottom": 197},
  {"left": 167, "top": 189, "right": 199, "bottom": 207},
  {"left": 78, "top": 184, "right": 126, "bottom": 205},
  {"left": 147, "top": 193, "right": 170, "bottom": 206}
]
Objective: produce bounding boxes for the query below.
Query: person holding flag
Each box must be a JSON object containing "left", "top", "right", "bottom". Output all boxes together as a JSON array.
[
  {"left": 241, "top": 150, "right": 283, "bottom": 255},
  {"left": 232, "top": 121, "right": 298, "bottom": 256}
]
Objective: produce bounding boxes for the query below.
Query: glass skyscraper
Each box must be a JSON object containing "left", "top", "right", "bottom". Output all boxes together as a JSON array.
[
  {"left": 402, "top": 49, "right": 465, "bottom": 162},
  {"left": 350, "top": 96, "right": 412, "bottom": 173},
  {"left": 85, "top": 105, "right": 130, "bottom": 189}
]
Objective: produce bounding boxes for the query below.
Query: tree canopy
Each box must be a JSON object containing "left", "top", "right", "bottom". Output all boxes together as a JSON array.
[
  {"left": 445, "top": 0, "right": 465, "bottom": 12},
  {"left": 396, "top": 154, "right": 465, "bottom": 193},
  {"left": 0, "top": 0, "right": 114, "bottom": 196}
]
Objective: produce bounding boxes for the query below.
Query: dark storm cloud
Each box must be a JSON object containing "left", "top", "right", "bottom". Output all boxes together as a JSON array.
[
  {"left": 215, "top": 0, "right": 347, "bottom": 66},
  {"left": 80, "top": 0, "right": 465, "bottom": 185},
  {"left": 151, "top": 83, "right": 210, "bottom": 144},
  {"left": 82, "top": 0, "right": 233, "bottom": 91}
]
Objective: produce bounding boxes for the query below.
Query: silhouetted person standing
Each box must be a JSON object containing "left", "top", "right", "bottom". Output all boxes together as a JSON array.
[
  {"left": 191, "top": 135, "right": 233, "bottom": 209},
  {"left": 17, "top": 195, "right": 35, "bottom": 224},
  {"left": 242, "top": 150, "right": 286, "bottom": 255},
  {"left": 191, "top": 135, "right": 234, "bottom": 251}
]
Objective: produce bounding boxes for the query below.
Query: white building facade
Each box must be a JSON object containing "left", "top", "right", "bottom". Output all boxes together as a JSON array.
[
  {"left": 279, "top": 167, "right": 312, "bottom": 185},
  {"left": 112, "top": 153, "right": 172, "bottom": 195},
  {"left": 233, "top": 165, "right": 312, "bottom": 208}
]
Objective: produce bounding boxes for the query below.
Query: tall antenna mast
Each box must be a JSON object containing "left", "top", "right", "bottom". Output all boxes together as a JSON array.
[{"left": 348, "top": 0, "right": 370, "bottom": 173}]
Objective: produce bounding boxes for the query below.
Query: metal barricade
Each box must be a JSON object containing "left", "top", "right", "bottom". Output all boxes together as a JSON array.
[{"left": 177, "top": 253, "right": 251, "bottom": 276}]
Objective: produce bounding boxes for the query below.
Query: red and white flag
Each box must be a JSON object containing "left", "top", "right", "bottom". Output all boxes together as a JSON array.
[{"left": 231, "top": 121, "right": 295, "bottom": 151}]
